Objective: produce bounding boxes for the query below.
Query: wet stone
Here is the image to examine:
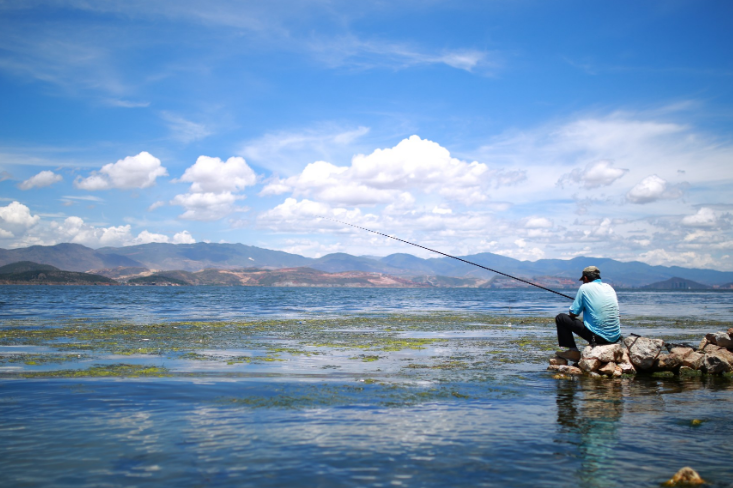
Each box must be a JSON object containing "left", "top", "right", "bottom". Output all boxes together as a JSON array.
[
  {"left": 623, "top": 336, "right": 664, "bottom": 370},
  {"left": 663, "top": 467, "right": 706, "bottom": 486},
  {"left": 702, "top": 349, "right": 732, "bottom": 374},
  {"left": 548, "top": 357, "right": 567, "bottom": 366},
  {"left": 598, "top": 362, "right": 617, "bottom": 376},
  {"left": 557, "top": 365, "right": 583, "bottom": 375},
  {"left": 578, "top": 357, "right": 601, "bottom": 372},
  {"left": 713, "top": 331, "right": 733, "bottom": 349}
]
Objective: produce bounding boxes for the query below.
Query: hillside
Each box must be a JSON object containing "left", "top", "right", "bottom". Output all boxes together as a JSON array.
[
  {"left": 641, "top": 277, "right": 711, "bottom": 290},
  {"left": 3, "top": 242, "right": 733, "bottom": 287},
  {"left": 0, "top": 261, "right": 117, "bottom": 285}
]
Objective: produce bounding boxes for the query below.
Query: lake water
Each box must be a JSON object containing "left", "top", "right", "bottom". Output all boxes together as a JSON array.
[{"left": 1, "top": 286, "right": 732, "bottom": 487}]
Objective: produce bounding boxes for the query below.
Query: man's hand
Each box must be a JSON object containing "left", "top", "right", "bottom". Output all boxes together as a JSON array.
[{"left": 569, "top": 312, "right": 579, "bottom": 319}]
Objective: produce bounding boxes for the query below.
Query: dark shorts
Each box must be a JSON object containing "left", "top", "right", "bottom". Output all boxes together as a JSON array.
[{"left": 555, "top": 313, "right": 616, "bottom": 349}]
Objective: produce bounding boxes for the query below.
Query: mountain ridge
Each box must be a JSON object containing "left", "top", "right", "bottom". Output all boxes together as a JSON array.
[{"left": 1, "top": 242, "right": 732, "bottom": 287}]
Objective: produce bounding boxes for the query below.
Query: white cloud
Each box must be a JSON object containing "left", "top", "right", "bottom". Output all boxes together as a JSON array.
[
  {"left": 148, "top": 201, "right": 165, "bottom": 211},
  {"left": 170, "top": 191, "right": 245, "bottom": 221},
  {"left": 557, "top": 160, "right": 628, "bottom": 189},
  {"left": 75, "top": 152, "right": 168, "bottom": 190},
  {"left": 49, "top": 215, "right": 195, "bottom": 248},
  {"left": 681, "top": 207, "right": 717, "bottom": 227},
  {"left": 172, "top": 230, "right": 195, "bottom": 244},
  {"left": 0, "top": 201, "right": 40, "bottom": 237},
  {"left": 19, "top": 170, "right": 63, "bottom": 190},
  {"left": 626, "top": 175, "right": 683, "bottom": 204},
  {"left": 261, "top": 135, "right": 524, "bottom": 207},
  {"left": 524, "top": 217, "right": 553, "bottom": 229},
  {"left": 178, "top": 156, "right": 256, "bottom": 193},
  {"left": 637, "top": 249, "right": 717, "bottom": 269}
]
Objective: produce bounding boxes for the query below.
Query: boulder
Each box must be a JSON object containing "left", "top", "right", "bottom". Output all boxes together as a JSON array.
[
  {"left": 663, "top": 467, "right": 705, "bottom": 486},
  {"left": 704, "top": 332, "right": 718, "bottom": 346},
  {"left": 578, "top": 357, "right": 602, "bottom": 372},
  {"left": 547, "top": 364, "right": 561, "bottom": 371},
  {"left": 623, "top": 336, "right": 664, "bottom": 370},
  {"left": 656, "top": 352, "right": 683, "bottom": 371},
  {"left": 549, "top": 357, "right": 568, "bottom": 366},
  {"left": 697, "top": 336, "right": 709, "bottom": 351},
  {"left": 702, "top": 348, "right": 732, "bottom": 374},
  {"left": 582, "top": 343, "right": 623, "bottom": 363},
  {"left": 682, "top": 351, "right": 704, "bottom": 370},
  {"left": 713, "top": 331, "right": 733, "bottom": 349},
  {"left": 557, "top": 365, "right": 583, "bottom": 375},
  {"left": 668, "top": 346, "right": 693, "bottom": 359},
  {"left": 598, "top": 362, "right": 617, "bottom": 376},
  {"left": 728, "top": 327, "right": 733, "bottom": 337},
  {"left": 612, "top": 365, "right": 623, "bottom": 377}
]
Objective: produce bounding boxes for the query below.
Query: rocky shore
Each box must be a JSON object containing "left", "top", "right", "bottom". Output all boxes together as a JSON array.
[{"left": 548, "top": 328, "right": 733, "bottom": 377}]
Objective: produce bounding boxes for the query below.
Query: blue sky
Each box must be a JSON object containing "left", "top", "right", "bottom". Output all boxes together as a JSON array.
[{"left": 1, "top": 1, "right": 733, "bottom": 269}]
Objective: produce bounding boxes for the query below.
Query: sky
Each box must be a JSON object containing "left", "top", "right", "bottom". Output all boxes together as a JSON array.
[{"left": 1, "top": 1, "right": 732, "bottom": 270}]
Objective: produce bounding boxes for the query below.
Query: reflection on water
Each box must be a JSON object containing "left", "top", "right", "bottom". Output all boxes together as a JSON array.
[{"left": 556, "top": 379, "right": 623, "bottom": 488}]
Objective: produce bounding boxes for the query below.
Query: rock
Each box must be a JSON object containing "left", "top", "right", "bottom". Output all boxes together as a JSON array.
[
  {"left": 618, "top": 360, "right": 636, "bottom": 374},
  {"left": 703, "top": 343, "right": 720, "bottom": 353},
  {"left": 713, "top": 331, "right": 733, "bottom": 349},
  {"left": 549, "top": 357, "right": 568, "bottom": 366},
  {"left": 704, "top": 332, "right": 718, "bottom": 346},
  {"left": 669, "top": 346, "right": 693, "bottom": 359},
  {"left": 578, "top": 357, "right": 602, "bottom": 372},
  {"left": 547, "top": 365, "right": 561, "bottom": 371},
  {"left": 623, "top": 336, "right": 664, "bottom": 370},
  {"left": 728, "top": 327, "right": 733, "bottom": 337},
  {"left": 582, "top": 343, "right": 623, "bottom": 363},
  {"left": 663, "top": 466, "right": 705, "bottom": 486},
  {"left": 557, "top": 365, "right": 583, "bottom": 375},
  {"left": 598, "top": 362, "right": 617, "bottom": 376},
  {"left": 682, "top": 351, "right": 704, "bottom": 370},
  {"left": 588, "top": 371, "right": 601, "bottom": 378},
  {"left": 703, "top": 348, "right": 732, "bottom": 374},
  {"left": 697, "top": 336, "right": 709, "bottom": 351},
  {"left": 612, "top": 365, "right": 623, "bottom": 377},
  {"left": 656, "top": 352, "right": 683, "bottom": 371}
]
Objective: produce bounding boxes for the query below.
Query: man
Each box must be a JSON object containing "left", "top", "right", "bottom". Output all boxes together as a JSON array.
[{"left": 555, "top": 266, "right": 621, "bottom": 362}]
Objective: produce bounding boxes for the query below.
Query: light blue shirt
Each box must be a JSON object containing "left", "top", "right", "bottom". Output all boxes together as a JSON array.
[{"left": 569, "top": 279, "right": 621, "bottom": 343}]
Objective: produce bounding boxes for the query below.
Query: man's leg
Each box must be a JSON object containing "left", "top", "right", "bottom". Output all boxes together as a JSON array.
[{"left": 555, "top": 313, "right": 595, "bottom": 349}]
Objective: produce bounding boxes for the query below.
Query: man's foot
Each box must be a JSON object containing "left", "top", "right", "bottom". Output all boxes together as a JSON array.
[{"left": 556, "top": 349, "right": 581, "bottom": 362}]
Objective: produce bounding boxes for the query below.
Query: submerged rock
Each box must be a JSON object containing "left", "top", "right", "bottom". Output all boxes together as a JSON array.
[
  {"left": 663, "top": 467, "right": 706, "bottom": 486},
  {"left": 623, "top": 336, "right": 664, "bottom": 370}
]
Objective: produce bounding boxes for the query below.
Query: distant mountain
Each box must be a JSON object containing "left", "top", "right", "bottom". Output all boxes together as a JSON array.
[
  {"left": 96, "top": 242, "right": 311, "bottom": 271},
  {"left": 0, "top": 261, "right": 117, "bottom": 285},
  {"left": 3, "top": 242, "right": 733, "bottom": 287},
  {"left": 0, "top": 243, "right": 143, "bottom": 271},
  {"left": 641, "top": 277, "right": 711, "bottom": 290}
]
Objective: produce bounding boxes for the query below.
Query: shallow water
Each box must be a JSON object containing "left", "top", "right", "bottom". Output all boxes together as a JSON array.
[{"left": 1, "top": 287, "right": 732, "bottom": 487}]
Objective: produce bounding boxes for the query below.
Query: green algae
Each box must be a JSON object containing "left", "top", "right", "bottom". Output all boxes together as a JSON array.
[{"left": 21, "top": 363, "right": 170, "bottom": 378}]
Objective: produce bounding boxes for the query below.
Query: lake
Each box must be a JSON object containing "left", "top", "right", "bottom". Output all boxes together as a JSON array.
[{"left": 1, "top": 286, "right": 732, "bottom": 487}]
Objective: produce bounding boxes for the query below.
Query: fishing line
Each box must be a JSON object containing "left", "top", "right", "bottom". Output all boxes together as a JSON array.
[{"left": 321, "top": 217, "right": 574, "bottom": 300}]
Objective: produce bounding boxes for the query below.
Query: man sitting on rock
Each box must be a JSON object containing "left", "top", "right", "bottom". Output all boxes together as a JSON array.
[{"left": 555, "top": 266, "right": 621, "bottom": 362}]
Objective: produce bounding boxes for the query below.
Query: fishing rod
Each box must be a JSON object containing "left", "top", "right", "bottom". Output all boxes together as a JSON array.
[{"left": 321, "top": 217, "right": 575, "bottom": 300}]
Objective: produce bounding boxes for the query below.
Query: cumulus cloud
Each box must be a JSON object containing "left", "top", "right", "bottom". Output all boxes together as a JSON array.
[
  {"left": 0, "top": 201, "right": 40, "bottom": 237},
  {"left": 19, "top": 170, "right": 63, "bottom": 190},
  {"left": 524, "top": 217, "right": 553, "bottom": 229},
  {"left": 171, "top": 155, "right": 256, "bottom": 221},
  {"left": 178, "top": 156, "right": 256, "bottom": 193},
  {"left": 75, "top": 152, "right": 168, "bottom": 190},
  {"left": 626, "top": 175, "right": 683, "bottom": 204},
  {"left": 681, "top": 207, "right": 717, "bottom": 227},
  {"left": 170, "top": 191, "right": 245, "bottom": 221},
  {"left": 50, "top": 216, "right": 195, "bottom": 248},
  {"left": 260, "top": 135, "right": 524, "bottom": 207},
  {"left": 557, "top": 160, "right": 628, "bottom": 189},
  {"left": 637, "top": 249, "right": 717, "bottom": 269}
]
